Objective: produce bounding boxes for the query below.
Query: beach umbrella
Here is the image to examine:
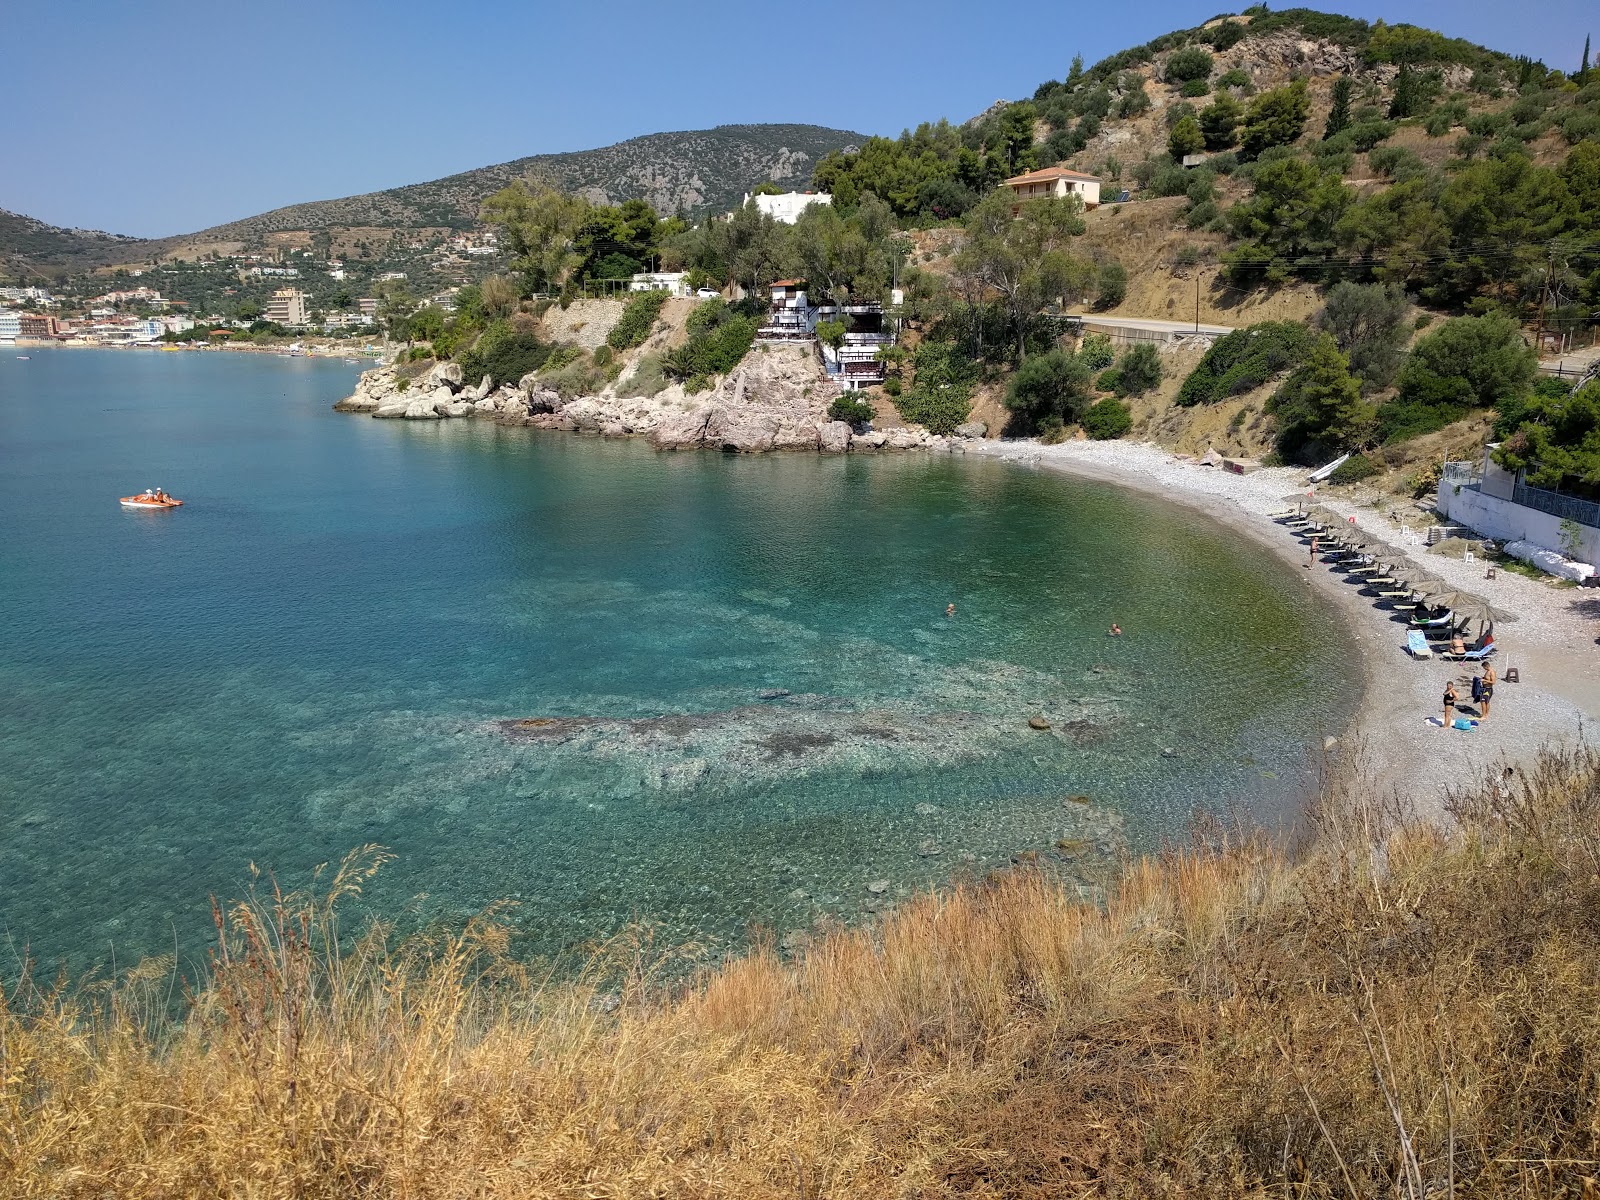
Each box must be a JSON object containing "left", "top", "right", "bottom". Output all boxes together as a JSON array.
[
  {"left": 1451, "top": 594, "right": 1518, "bottom": 626},
  {"left": 1396, "top": 570, "right": 1448, "bottom": 595}
]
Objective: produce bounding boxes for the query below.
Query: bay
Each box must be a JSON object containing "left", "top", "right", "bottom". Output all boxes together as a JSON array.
[{"left": 0, "top": 348, "right": 1355, "bottom": 977}]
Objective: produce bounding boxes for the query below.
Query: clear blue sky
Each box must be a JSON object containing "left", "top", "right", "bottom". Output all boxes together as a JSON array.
[{"left": 4, "top": 0, "right": 1590, "bottom": 237}]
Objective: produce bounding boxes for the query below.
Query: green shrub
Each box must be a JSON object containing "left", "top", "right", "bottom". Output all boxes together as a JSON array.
[
  {"left": 456, "top": 320, "right": 555, "bottom": 388},
  {"left": 883, "top": 377, "right": 903, "bottom": 397},
  {"left": 662, "top": 300, "right": 759, "bottom": 384},
  {"left": 1206, "top": 21, "right": 1246, "bottom": 51},
  {"left": 1082, "top": 397, "right": 1133, "bottom": 439},
  {"left": 1216, "top": 67, "right": 1253, "bottom": 91},
  {"left": 1176, "top": 322, "right": 1318, "bottom": 406},
  {"left": 893, "top": 340, "right": 978, "bottom": 434},
  {"left": 592, "top": 345, "right": 613, "bottom": 368},
  {"left": 1096, "top": 367, "right": 1122, "bottom": 393},
  {"left": 1165, "top": 46, "right": 1214, "bottom": 83},
  {"left": 607, "top": 290, "right": 669, "bottom": 350},
  {"left": 539, "top": 358, "right": 609, "bottom": 401},
  {"left": 1347, "top": 118, "right": 1396, "bottom": 150},
  {"left": 1096, "top": 263, "right": 1128, "bottom": 309},
  {"left": 1376, "top": 397, "right": 1467, "bottom": 443},
  {"left": 1181, "top": 78, "right": 1212, "bottom": 98},
  {"left": 1327, "top": 452, "right": 1380, "bottom": 484},
  {"left": 1078, "top": 333, "right": 1115, "bottom": 370},
  {"left": 1006, "top": 349, "right": 1094, "bottom": 429},
  {"left": 616, "top": 353, "right": 668, "bottom": 399},
  {"left": 828, "top": 394, "right": 876, "bottom": 425},
  {"left": 1115, "top": 343, "right": 1164, "bottom": 396}
]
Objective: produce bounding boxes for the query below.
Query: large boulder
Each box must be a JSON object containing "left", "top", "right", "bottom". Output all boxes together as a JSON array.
[
  {"left": 954, "top": 421, "right": 988, "bottom": 440},
  {"left": 473, "top": 396, "right": 499, "bottom": 414},
  {"left": 404, "top": 396, "right": 441, "bottom": 420},
  {"left": 885, "top": 428, "right": 925, "bottom": 450},
  {"left": 425, "top": 361, "right": 464, "bottom": 391},
  {"left": 650, "top": 405, "right": 713, "bottom": 450},
  {"left": 711, "top": 409, "right": 780, "bottom": 453},
  {"left": 443, "top": 401, "right": 472, "bottom": 418},
  {"left": 335, "top": 393, "right": 381, "bottom": 413},
  {"left": 427, "top": 387, "right": 457, "bottom": 415},
  {"left": 525, "top": 387, "right": 564, "bottom": 414},
  {"left": 373, "top": 400, "right": 410, "bottom": 419},
  {"left": 853, "top": 430, "right": 888, "bottom": 452},
  {"left": 818, "top": 421, "right": 852, "bottom": 453}
]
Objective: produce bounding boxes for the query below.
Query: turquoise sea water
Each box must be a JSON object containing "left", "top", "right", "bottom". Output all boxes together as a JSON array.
[{"left": 0, "top": 349, "right": 1356, "bottom": 977}]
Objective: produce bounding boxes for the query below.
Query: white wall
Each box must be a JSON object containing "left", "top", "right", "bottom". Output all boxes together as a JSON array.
[{"left": 1437, "top": 479, "right": 1600, "bottom": 568}]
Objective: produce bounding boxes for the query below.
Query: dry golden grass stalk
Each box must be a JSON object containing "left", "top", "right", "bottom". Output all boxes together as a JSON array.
[{"left": 7, "top": 747, "right": 1600, "bottom": 1197}]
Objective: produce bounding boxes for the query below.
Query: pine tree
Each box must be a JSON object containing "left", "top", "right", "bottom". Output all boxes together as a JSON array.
[
  {"left": 1388, "top": 66, "right": 1422, "bottom": 119},
  {"left": 1582, "top": 35, "right": 1592, "bottom": 84},
  {"left": 1325, "top": 76, "right": 1352, "bottom": 139},
  {"left": 1272, "top": 334, "right": 1375, "bottom": 463}
]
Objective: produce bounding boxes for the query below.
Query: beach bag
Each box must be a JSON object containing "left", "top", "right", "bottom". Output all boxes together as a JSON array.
[{"left": 1452, "top": 718, "right": 1475, "bottom": 731}]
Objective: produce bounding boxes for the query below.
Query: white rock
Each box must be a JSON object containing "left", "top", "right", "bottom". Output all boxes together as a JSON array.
[
  {"left": 818, "top": 421, "right": 852, "bottom": 453},
  {"left": 425, "top": 361, "right": 464, "bottom": 391}
]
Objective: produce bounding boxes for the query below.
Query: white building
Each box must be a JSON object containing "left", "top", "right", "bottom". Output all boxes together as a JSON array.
[
  {"left": 744, "top": 191, "right": 833, "bottom": 224},
  {"left": 357, "top": 297, "right": 380, "bottom": 320},
  {"left": 628, "top": 271, "right": 691, "bottom": 297},
  {"left": 0, "top": 309, "right": 20, "bottom": 343}
]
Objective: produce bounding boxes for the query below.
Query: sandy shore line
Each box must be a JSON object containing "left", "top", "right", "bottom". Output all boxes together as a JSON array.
[{"left": 967, "top": 438, "right": 1599, "bottom": 818}]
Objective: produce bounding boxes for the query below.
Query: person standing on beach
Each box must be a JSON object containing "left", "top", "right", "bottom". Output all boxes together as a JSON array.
[
  {"left": 1307, "top": 534, "right": 1319, "bottom": 568},
  {"left": 1442, "top": 680, "right": 1458, "bottom": 729},
  {"left": 1480, "top": 662, "right": 1496, "bottom": 718}
]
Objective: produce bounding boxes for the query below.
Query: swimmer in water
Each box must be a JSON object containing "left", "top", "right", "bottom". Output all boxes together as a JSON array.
[
  {"left": 946, "top": 603, "right": 956, "bottom": 618},
  {"left": 1109, "top": 623, "right": 1123, "bottom": 636}
]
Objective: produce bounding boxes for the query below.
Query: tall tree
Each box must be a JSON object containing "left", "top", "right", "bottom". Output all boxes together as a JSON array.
[
  {"left": 1325, "top": 77, "right": 1353, "bottom": 139},
  {"left": 1199, "top": 93, "right": 1242, "bottom": 151},
  {"left": 481, "top": 182, "right": 590, "bottom": 293},
  {"left": 953, "top": 190, "right": 1087, "bottom": 362},
  {"left": 1317, "top": 281, "right": 1411, "bottom": 392},
  {"left": 1270, "top": 333, "right": 1375, "bottom": 464},
  {"left": 1168, "top": 115, "right": 1206, "bottom": 160}
]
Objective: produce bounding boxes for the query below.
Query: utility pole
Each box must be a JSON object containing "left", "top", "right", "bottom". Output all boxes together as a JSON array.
[
  {"left": 1536, "top": 248, "right": 1554, "bottom": 354},
  {"left": 1195, "top": 269, "right": 1202, "bottom": 333}
]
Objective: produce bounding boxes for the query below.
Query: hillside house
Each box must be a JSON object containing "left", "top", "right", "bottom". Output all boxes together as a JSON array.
[
  {"left": 820, "top": 301, "right": 893, "bottom": 390},
  {"left": 757, "top": 280, "right": 819, "bottom": 340},
  {"left": 1002, "top": 166, "right": 1101, "bottom": 215}
]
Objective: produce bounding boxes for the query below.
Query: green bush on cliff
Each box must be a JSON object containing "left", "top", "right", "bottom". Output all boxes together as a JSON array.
[
  {"left": 607, "top": 290, "right": 670, "bottom": 351},
  {"left": 1176, "top": 321, "right": 1317, "bottom": 406},
  {"left": 894, "top": 340, "right": 978, "bottom": 434},
  {"left": 457, "top": 320, "right": 556, "bottom": 388},
  {"left": 1082, "top": 396, "right": 1133, "bottom": 439},
  {"left": 662, "top": 300, "right": 759, "bottom": 389}
]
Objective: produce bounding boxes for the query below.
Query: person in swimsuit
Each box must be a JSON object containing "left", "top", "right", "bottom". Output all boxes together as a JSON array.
[
  {"left": 1442, "top": 681, "right": 1458, "bottom": 728},
  {"left": 1307, "top": 534, "right": 1318, "bottom": 568},
  {"left": 1480, "top": 663, "right": 1495, "bottom": 718},
  {"left": 946, "top": 603, "right": 955, "bottom": 618},
  {"left": 1109, "top": 623, "right": 1123, "bottom": 636},
  {"left": 1450, "top": 634, "right": 1466, "bottom": 657}
]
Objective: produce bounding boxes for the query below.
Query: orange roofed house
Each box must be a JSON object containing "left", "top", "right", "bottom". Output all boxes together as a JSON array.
[{"left": 1003, "top": 166, "right": 1101, "bottom": 216}]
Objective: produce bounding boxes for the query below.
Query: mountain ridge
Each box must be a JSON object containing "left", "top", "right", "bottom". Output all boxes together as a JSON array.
[{"left": 0, "top": 122, "right": 866, "bottom": 281}]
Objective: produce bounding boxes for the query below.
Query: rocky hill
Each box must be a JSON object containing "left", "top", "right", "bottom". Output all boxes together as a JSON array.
[
  {"left": 0, "top": 208, "right": 148, "bottom": 283},
  {"left": 0, "top": 124, "right": 864, "bottom": 281}
]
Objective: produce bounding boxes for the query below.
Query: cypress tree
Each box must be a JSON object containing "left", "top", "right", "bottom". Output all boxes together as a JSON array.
[
  {"left": 1325, "top": 77, "right": 1352, "bottom": 139},
  {"left": 1581, "top": 35, "right": 1591, "bottom": 84}
]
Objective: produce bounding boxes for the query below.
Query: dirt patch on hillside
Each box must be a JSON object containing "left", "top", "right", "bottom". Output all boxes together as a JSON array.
[{"left": 541, "top": 299, "right": 625, "bottom": 350}]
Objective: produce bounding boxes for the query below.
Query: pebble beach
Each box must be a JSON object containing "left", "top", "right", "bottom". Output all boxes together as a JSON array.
[{"left": 969, "top": 437, "right": 1600, "bottom": 818}]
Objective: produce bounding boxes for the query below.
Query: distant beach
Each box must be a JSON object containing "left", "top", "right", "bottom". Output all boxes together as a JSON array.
[{"left": 971, "top": 438, "right": 1600, "bottom": 815}]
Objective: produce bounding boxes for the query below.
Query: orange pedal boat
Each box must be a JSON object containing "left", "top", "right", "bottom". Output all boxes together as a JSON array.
[{"left": 120, "top": 488, "right": 183, "bottom": 510}]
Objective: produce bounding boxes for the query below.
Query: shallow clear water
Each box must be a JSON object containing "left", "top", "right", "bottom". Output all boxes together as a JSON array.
[{"left": 0, "top": 349, "right": 1356, "bottom": 977}]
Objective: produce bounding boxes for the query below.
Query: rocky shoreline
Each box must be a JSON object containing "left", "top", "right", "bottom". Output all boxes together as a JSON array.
[{"left": 332, "top": 344, "right": 970, "bottom": 455}]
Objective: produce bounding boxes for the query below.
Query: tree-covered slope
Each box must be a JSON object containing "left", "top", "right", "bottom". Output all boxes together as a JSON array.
[{"left": 0, "top": 209, "right": 150, "bottom": 283}]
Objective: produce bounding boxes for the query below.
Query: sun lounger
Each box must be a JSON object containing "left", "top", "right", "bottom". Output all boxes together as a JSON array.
[
  {"left": 1440, "top": 641, "right": 1498, "bottom": 662},
  {"left": 1406, "top": 630, "right": 1433, "bottom": 659},
  {"left": 1377, "top": 589, "right": 1412, "bottom": 600}
]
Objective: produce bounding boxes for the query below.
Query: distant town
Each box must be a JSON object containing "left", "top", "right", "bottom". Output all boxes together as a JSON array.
[{"left": 0, "top": 227, "right": 511, "bottom": 349}]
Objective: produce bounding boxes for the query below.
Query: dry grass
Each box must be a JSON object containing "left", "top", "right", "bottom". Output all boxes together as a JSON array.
[{"left": 9, "top": 748, "right": 1600, "bottom": 1196}]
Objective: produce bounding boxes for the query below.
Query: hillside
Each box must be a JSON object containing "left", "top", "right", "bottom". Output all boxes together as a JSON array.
[
  {"left": 0, "top": 124, "right": 864, "bottom": 281},
  {"left": 0, "top": 208, "right": 148, "bottom": 283}
]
